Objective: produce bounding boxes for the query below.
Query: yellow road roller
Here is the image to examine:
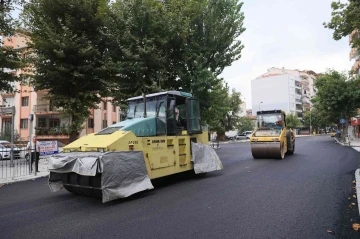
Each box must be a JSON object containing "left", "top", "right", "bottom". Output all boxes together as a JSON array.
[
  {"left": 250, "top": 110, "right": 295, "bottom": 159},
  {"left": 47, "top": 91, "right": 223, "bottom": 203}
]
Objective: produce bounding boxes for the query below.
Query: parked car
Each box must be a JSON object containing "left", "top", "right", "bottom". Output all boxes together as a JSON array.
[
  {"left": 235, "top": 131, "right": 253, "bottom": 140},
  {"left": 0, "top": 140, "right": 21, "bottom": 160}
]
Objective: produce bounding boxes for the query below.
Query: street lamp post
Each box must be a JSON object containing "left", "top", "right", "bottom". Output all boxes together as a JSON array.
[
  {"left": 259, "top": 101, "right": 263, "bottom": 112},
  {"left": 309, "top": 96, "right": 313, "bottom": 135},
  {"left": 310, "top": 110, "right": 312, "bottom": 135}
]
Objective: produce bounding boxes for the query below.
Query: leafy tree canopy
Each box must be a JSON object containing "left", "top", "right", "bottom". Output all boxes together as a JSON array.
[
  {"left": 312, "top": 70, "right": 360, "bottom": 140},
  {"left": 302, "top": 109, "right": 330, "bottom": 130},
  {"left": 0, "top": 0, "right": 25, "bottom": 92},
  {"left": 22, "top": 0, "right": 112, "bottom": 142},
  {"left": 324, "top": 0, "right": 360, "bottom": 44},
  {"left": 286, "top": 113, "right": 301, "bottom": 129},
  {"left": 106, "top": 0, "right": 245, "bottom": 111},
  {"left": 237, "top": 116, "right": 254, "bottom": 133},
  {"left": 324, "top": 1, "right": 360, "bottom": 74}
]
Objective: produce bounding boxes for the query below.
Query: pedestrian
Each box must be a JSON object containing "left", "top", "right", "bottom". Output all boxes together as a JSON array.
[{"left": 27, "top": 136, "right": 40, "bottom": 172}]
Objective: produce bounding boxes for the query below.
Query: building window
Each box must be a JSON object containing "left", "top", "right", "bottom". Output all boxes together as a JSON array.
[
  {"left": 37, "top": 118, "right": 47, "bottom": 127},
  {"left": 88, "top": 118, "right": 94, "bottom": 128},
  {"left": 20, "top": 119, "right": 28, "bottom": 129},
  {"left": 113, "top": 104, "right": 116, "bottom": 112},
  {"left": 295, "top": 88, "right": 301, "bottom": 95},
  {"left": 102, "top": 120, "right": 107, "bottom": 129},
  {"left": 49, "top": 119, "right": 60, "bottom": 128},
  {"left": 21, "top": 97, "right": 29, "bottom": 106},
  {"left": 103, "top": 101, "right": 107, "bottom": 110}
]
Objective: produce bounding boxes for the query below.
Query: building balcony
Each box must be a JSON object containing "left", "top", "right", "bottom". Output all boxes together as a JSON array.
[
  {"left": 352, "top": 59, "right": 360, "bottom": 73},
  {"left": 302, "top": 97, "right": 311, "bottom": 104},
  {"left": 35, "top": 126, "right": 70, "bottom": 139},
  {"left": 350, "top": 48, "right": 359, "bottom": 61},
  {"left": 350, "top": 29, "right": 359, "bottom": 45},
  {"left": 33, "top": 104, "right": 63, "bottom": 115}
]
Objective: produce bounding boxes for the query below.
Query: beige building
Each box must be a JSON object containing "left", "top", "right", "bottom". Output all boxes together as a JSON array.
[
  {"left": 0, "top": 33, "right": 121, "bottom": 144},
  {"left": 350, "top": 29, "right": 360, "bottom": 74}
]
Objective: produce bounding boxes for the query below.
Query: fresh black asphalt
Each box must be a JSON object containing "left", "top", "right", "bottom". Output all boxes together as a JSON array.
[{"left": 0, "top": 136, "right": 359, "bottom": 239}]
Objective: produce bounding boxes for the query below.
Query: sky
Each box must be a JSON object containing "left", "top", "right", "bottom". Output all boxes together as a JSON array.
[{"left": 219, "top": 0, "right": 353, "bottom": 109}]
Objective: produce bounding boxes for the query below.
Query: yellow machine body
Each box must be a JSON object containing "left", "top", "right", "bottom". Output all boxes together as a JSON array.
[
  {"left": 250, "top": 110, "right": 295, "bottom": 159},
  {"left": 63, "top": 129, "right": 209, "bottom": 180},
  {"left": 48, "top": 91, "right": 221, "bottom": 201}
]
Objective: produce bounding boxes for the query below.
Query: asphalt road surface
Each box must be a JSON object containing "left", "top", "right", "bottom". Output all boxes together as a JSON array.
[{"left": 1, "top": 136, "right": 359, "bottom": 239}]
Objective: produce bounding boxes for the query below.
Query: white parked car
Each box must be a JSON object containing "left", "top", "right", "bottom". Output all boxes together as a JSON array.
[
  {"left": 235, "top": 131, "right": 253, "bottom": 140},
  {"left": 0, "top": 140, "right": 21, "bottom": 160}
]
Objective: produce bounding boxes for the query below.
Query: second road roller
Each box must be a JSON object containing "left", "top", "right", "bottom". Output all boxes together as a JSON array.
[{"left": 250, "top": 110, "right": 295, "bottom": 159}]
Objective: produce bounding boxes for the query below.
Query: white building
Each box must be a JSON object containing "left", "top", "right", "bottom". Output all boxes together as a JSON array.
[
  {"left": 238, "top": 102, "right": 247, "bottom": 117},
  {"left": 251, "top": 67, "right": 317, "bottom": 119}
]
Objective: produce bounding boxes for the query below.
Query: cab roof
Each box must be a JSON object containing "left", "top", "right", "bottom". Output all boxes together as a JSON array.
[{"left": 127, "top": 91, "right": 192, "bottom": 101}]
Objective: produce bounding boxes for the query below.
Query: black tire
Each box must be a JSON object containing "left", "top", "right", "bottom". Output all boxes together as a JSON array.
[
  {"left": 286, "top": 130, "right": 295, "bottom": 155},
  {"left": 287, "top": 142, "right": 295, "bottom": 155}
]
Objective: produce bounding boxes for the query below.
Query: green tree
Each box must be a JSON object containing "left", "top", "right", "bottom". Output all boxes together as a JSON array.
[
  {"left": 223, "top": 88, "right": 243, "bottom": 131},
  {"left": 312, "top": 70, "right": 360, "bottom": 141},
  {"left": 22, "top": 0, "right": 112, "bottom": 142},
  {"left": 0, "top": 0, "right": 25, "bottom": 92},
  {"left": 167, "top": 0, "right": 246, "bottom": 122},
  {"left": 201, "top": 80, "right": 231, "bottom": 133},
  {"left": 324, "top": 1, "right": 360, "bottom": 74},
  {"left": 237, "top": 116, "right": 254, "bottom": 133},
  {"left": 286, "top": 113, "right": 301, "bottom": 129},
  {"left": 302, "top": 109, "right": 330, "bottom": 133},
  {"left": 106, "top": 0, "right": 246, "bottom": 120}
]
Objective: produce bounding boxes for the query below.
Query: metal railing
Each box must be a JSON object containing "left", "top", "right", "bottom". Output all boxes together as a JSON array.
[
  {"left": 33, "top": 104, "right": 63, "bottom": 113},
  {"left": 0, "top": 144, "right": 33, "bottom": 182},
  {"left": 35, "top": 127, "right": 69, "bottom": 136}
]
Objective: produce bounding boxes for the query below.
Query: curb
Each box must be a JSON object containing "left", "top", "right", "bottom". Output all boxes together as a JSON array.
[
  {"left": 333, "top": 137, "right": 353, "bottom": 147},
  {"left": 0, "top": 173, "right": 49, "bottom": 186},
  {"left": 355, "top": 169, "right": 360, "bottom": 217}
]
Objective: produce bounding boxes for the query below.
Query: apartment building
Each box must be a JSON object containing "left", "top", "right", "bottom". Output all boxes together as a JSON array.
[
  {"left": 0, "top": 33, "right": 120, "bottom": 144},
  {"left": 251, "top": 67, "right": 317, "bottom": 118},
  {"left": 349, "top": 29, "right": 360, "bottom": 74}
]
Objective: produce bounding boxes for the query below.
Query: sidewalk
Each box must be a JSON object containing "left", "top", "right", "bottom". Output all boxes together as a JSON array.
[
  {"left": 334, "top": 137, "right": 360, "bottom": 151},
  {"left": 0, "top": 157, "right": 50, "bottom": 185}
]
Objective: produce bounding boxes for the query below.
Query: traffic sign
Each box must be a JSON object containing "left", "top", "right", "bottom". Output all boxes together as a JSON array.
[{"left": 340, "top": 118, "right": 346, "bottom": 124}]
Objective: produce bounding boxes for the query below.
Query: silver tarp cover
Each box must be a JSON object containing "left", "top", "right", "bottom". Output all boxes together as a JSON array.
[
  {"left": 48, "top": 152, "right": 103, "bottom": 192},
  {"left": 101, "top": 151, "right": 154, "bottom": 203},
  {"left": 47, "top": 151, "right": 154, "bottom": 203},
  {"left": 191, "top": 142, "right": 223, "bottom": 174}
]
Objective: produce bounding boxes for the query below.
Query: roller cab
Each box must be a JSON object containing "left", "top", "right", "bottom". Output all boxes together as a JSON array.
[{"left": 250, "top": 110, "right": 295, "bottom": 159}]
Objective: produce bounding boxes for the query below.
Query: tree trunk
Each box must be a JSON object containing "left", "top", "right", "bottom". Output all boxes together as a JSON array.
[
  {"left": 69, "top": 131, "right": 79, "bottom": 143},
  {"left": 216, "top": 131, "right": 226, "bottom": 141},
  {"left": 69, "top": 114, "right": 80, "bottom": 143}
]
